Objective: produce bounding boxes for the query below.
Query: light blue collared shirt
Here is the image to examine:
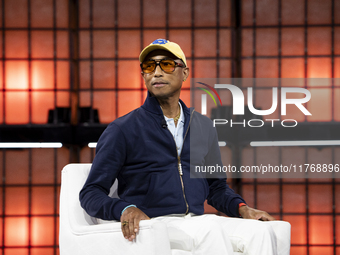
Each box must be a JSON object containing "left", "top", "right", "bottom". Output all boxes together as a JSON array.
[{"left": 163, "top": 103, "right": 185, "bottom": 156}]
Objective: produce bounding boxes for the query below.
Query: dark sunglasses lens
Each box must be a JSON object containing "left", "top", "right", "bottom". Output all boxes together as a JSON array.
[
  {"left": 142, "top": 61, "right": 156, "bottom": 73},
  {"left": 160, "top": 60, "right": 176, "bottom": 72}
]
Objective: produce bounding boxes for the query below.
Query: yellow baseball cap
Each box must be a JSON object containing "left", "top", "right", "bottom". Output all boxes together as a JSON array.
[{"left": 139, "top": 39, "right": 187, "bottom": 67}]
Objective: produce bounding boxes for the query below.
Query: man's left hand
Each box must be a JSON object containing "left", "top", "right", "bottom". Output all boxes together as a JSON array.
[{"left": 239, "top": 205, "right": 275, "bottom": 221}]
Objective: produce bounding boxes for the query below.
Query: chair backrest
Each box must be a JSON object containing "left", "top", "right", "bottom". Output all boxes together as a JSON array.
[{"left": 60, "top": 163, "right": 119, "bottom": 228}]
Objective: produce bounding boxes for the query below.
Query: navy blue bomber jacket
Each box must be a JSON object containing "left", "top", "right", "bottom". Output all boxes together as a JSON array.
[{"left": 79, "top": 94, "right": 246, "bottom": 221}]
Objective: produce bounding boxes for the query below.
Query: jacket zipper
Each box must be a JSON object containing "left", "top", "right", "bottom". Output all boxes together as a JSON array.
[{"left": 166, "top": 109, "right": 195, "bottom": 215}]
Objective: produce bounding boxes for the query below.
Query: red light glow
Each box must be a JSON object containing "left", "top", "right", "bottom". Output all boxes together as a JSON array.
[
  {"left": 31, "top": 217, "right": 55, "bottom": 246},
  {"left": 5, "top": 61, "right": 28, "bottom": 90},
  {"left": 5, "top": 91, "right": 29, "bottom": 124},
  {"left": 5, "top": 218, "right": 29, "bottom": 246}
]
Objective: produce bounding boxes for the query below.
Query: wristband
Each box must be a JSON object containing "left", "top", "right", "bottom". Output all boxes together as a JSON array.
[
  {"left": 239, "top": 203, "right": 247, "bottom": 208},
  {"left": 239, "top": 203, "right": 247, "bottom": 217},
  {"left": 121, "top": 204, "right": 136, "bottom": 215}
]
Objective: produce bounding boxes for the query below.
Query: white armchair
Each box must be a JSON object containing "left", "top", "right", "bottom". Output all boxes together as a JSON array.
[
  {"left": 59, "top": 163, "right": 290, "bottom": 255},
  {"left": 59, "top": 163, "right": 174, "bottom": 255}
]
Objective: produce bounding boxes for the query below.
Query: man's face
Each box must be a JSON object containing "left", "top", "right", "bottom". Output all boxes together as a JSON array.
[{"left": 141, "top": 49, "right": 189, "bottom": 99}]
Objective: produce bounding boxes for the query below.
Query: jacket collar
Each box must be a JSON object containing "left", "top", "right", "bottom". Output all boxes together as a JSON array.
[{"left": 141, "top": 91, "right": 191, "bottom": 117}]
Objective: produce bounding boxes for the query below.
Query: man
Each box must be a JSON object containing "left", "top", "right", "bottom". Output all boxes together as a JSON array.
[{"left": 80, "top": 39, "right": 276, "bottom": 254}]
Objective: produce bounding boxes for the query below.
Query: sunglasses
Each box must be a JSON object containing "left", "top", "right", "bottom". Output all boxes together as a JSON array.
[{"left": 141, "top": 59, "right": 184, "bottom": 74}]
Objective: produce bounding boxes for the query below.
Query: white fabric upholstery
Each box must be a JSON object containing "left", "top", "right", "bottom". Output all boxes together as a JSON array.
[
  {"left": 59, "top": 163, "right": 291, "bottom": 255},
  {"left": 59, "top": 163, "right": 173, "bottom": 255}
]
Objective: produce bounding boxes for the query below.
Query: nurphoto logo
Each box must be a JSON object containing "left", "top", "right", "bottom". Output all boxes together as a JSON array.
[{"left": 197, "top": 79, "right": 312, "bottom": 128}]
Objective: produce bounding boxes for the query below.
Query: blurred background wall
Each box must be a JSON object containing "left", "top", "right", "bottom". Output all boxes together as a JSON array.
[{"left": 0, "top": 0, "right": 339, "bottom": 254}]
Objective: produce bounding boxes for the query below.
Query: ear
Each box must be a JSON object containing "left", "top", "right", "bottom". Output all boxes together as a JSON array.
[{"left": 182, "top": 67, "right": 189, "bottom": 81}]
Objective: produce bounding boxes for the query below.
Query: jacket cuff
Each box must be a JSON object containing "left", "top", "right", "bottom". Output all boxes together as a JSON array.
[{"left": 112, "top": 200, "right": 132, "bottom": 220}]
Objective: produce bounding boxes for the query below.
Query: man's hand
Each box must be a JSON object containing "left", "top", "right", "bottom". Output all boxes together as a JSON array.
[
  {"left": 120, "top": 207, "right": 150, "bottom": 241},
  {"left": 239, "top": 205, "right": 275, "bottom": 221}
]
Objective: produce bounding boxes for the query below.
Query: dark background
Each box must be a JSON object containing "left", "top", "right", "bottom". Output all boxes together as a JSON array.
[{"left": 0, "top": 0, "right": 339, "bottom": 254}]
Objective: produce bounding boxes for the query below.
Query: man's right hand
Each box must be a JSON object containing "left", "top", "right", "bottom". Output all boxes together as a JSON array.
[{"left": 120, "top": 207, "right": 150, "bottom": 241}]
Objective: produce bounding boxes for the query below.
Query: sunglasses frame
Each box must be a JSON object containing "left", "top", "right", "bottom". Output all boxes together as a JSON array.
[{"left": 140, "top": 59, "right": 184, "bottom": 74}]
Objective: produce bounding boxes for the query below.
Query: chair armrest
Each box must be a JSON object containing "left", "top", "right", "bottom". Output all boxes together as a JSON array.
[
  {"left": 263, "top": 220, "right": 291, "bottom": 255},
  {"left": 70, "top": 218, "right": 163, "bottom": 235},
  {"left": 60, "top": 219, "right": 172, "bottom": 255}
]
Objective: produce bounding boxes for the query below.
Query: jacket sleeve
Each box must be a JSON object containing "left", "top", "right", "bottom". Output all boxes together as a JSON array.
[
  {"left": 205, "top": 122, "right": 246, "bottom": 217},
  {"left": 79, "top": 123, "right": 132, "bottom": 221}
]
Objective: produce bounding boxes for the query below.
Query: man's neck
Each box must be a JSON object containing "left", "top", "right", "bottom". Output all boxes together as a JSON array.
[{"left": 157, "top": 97, "right": 180, "bottom": 119}]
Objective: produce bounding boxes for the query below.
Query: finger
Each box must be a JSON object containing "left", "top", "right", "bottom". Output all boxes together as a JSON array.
[
  {"left": 268, "top": 215, "right": 276, "bottom": 221},
  {"left": 128, "top": 218, "right": 135, "bottom": 241},
  {"left": 257, "top": 212, "right": 272, "bottom": 221},
  {"left": 261, "top": 214, "right": 276, "bottom": 221},
  {"left": 256, "top": 213, "right": 264, "bottom": 220},
  {"left": 249, "top": 211, "right": 263, "bottom": 220},
  {"left": 134, "top": 217, "right": 141, "bottom": 234},
  {"left": 121, "top": 219, "right": 128, "bottom": 239}
]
